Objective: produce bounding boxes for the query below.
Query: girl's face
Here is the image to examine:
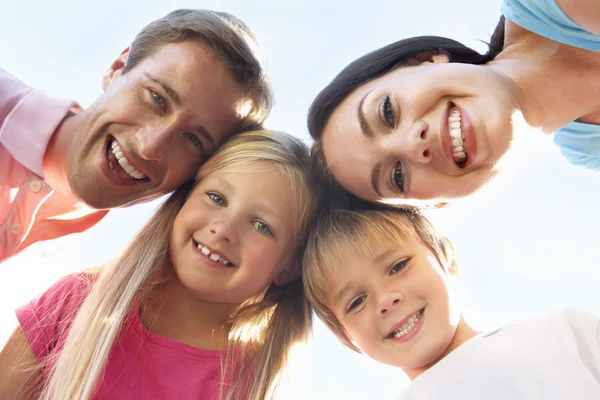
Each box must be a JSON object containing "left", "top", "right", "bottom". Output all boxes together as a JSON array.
[
  {"left": 325, "top": 235, "right": 464, "bottom": 374},
  {"left": 321, "top": 56, "right": 518, "bottom": 204},
  {"left": 169, "top": 164, "right": 296, "bottom": 304}
]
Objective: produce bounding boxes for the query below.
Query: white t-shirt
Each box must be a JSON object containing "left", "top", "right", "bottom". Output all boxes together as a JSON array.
[{"left": 399, "top": 309, "right": 600, "bottom": 400}]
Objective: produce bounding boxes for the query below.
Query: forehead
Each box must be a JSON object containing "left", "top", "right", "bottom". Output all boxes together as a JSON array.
[
  {"left": 133, "top": 40, "right": 247, "bottom": 137},
  {"left": 321, "top": 81, "right": 381, "bottom": 201},
  {"left": 199, "top": 165, "right": 296, "bottom": 218}
]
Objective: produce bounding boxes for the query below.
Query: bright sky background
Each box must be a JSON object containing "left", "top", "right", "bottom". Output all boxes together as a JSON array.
[{"left": 2, "top": 1, "right": 600, "bottom": 399}]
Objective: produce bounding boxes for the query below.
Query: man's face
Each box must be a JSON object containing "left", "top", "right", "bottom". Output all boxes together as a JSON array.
[{"left": 67, "top": 39, "right": 246, "bottom": 209}]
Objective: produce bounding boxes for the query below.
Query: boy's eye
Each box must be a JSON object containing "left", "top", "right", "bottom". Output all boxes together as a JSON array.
[
  {"left": 390, "top": 259, "right": 409, "bottom": 275},
  {"left": 150, "top": 89, "right": 167, "bottom": 113},
  {"left": 207, "top": 192, "right": 226, "bottom": 206},
  {"left": 347, "top": 295, "right": 366, "bottom": 313},
  {"left": 252, "top": 220, "right": 274, "bottom": 236}
]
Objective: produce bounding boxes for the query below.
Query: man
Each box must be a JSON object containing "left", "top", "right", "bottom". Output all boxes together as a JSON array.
[{"left": 0, "top": 9, "right": 272, "bottom": 263}]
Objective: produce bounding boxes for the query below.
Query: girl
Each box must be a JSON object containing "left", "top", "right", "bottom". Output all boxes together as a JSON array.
[
  {"left": 307, "top": 0, "right": 600, "bottom": 207},
  {"left": 303, "top": 208, "right": 600, "bottom": 398},
  {"left": 0, "top": 130, "right": 319, "bottom": 400}
]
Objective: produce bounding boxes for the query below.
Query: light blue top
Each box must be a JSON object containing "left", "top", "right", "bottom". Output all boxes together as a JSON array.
[{"left": 502, "top": 0, "right": 600, "bottom": 171}]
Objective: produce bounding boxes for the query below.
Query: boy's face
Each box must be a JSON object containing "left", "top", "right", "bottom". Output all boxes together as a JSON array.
[{"left": 325, "top": 235, "right": 462, "bottom": 373}]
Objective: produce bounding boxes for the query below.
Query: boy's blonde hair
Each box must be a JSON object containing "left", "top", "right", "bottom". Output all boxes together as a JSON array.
[
  {"left": 40, "top": 130, "right": 320, "bottom": 400},
  {"left": 303, "top": 209, "right": 456, "bottom": 352}
]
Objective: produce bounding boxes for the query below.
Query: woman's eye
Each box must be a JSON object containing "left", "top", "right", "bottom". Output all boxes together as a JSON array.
[
  {"left": 207, "top": 192, "right": 226, "bottom": 206},
  {"left": 184, "top": 132, "right": 204, "bottom": 151},
  {"left": 252, "top": 220, "right": 274, "bottom": 236},
  {"left": 380, "top": 95, "right": 395, "bottom": 128},
  {"left": 347, "top": 296, "right": 365, "bottom": 312},
  {"left": 150, "top": 90, "right": 167, "bottom": 112},
  {"left": 390, "top": 259, "right": 408, "bottom": 275},
  {"left": 392, "top": 162, "right": 404, "bottom": 193}
]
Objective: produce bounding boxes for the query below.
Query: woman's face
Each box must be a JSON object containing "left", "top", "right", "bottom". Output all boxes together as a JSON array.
[{"left": 321, "top": 56, "right": 519, "bottom": 204}]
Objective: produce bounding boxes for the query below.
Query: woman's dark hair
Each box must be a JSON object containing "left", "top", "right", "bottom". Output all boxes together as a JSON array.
[{"left": 307, "top": 16, "right": 505, "bottom": 140}]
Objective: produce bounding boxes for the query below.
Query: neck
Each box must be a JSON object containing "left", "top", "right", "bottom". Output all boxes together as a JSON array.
[
  {"left": 404, "top": 315, "right": 478, "bottom": 380},
  {"left": 488, "top": 22, "right": 600, "bottom": 132},
  {"left": 41, "top": 109, "right": 83, "bottom": 202},
  {"left": 141, "top": 274, "right": 239, "bottom": 350}
]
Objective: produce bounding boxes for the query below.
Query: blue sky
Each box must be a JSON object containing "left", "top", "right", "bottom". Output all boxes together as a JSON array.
[{"left": 2, "top": 1, "right": 600, "bottom": 399}]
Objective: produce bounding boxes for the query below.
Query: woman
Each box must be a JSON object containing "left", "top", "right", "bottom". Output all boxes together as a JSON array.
[{"left": 308, "top": 0, "right": 600, "bottom": 206}]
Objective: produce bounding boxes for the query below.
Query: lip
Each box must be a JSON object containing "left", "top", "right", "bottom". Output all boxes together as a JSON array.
[
  {"left": 110, "top": 136, "right": 151, "bottom": 180},
  {"left": 192, "top": 239, "right": 236, "bottom": 268},
  {"left": 452, "top": 104, "right": 477, "bottom": 169},
  {"left": 101, "top": 136, "right": 142, "bottom": 186},
  {"left": 386, "top": 307, "right": 425, "bottom": 344}
]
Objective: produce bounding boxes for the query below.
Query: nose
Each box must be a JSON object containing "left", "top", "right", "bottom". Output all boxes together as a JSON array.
[
  {"left": 378, "top": 291, "right": 403, "bottom": 317},
  {"left": 208, "top": 218, "right": 238, "bottom": 245},
  {"left": 136, "top": 124, "right": 173, "bottom": 161},
  {"left": 403, "top": 121, "right": 432, "bottom": 165}
]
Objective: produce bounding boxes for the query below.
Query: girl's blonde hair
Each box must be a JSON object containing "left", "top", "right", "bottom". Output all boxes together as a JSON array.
[
  {"left": 302, "top": 209, "right": 456, "bottom": 352},
  {"left": 39, "top": 130, "right": 319, "bottom": 400}
]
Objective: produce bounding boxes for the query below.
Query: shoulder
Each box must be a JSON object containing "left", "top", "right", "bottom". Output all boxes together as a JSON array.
[
  {"left": 15, "top": 272, "right": 98, "bottom": 362},
  {"left": 556, "top": 0, "right": 600, "bottom": 35},
  {"left": 0, "top": 68, "right": 34, "bottom": 126}
]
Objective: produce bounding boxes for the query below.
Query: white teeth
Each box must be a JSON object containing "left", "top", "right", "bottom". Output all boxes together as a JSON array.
[
  {"left": 450, "top": 128, "right": 462, "bottom": 139},
  {"left": 110, "top": 139, "right": 147, "bottom": 180},
  {"left": 196, "top": 243, "right": 232, "bottom": 266},
  {"left": 390, "top": 309, "right": 423, "bottom": 339},
  {"left": 447, "top": 107, "right": 467, "bottom": 164}
]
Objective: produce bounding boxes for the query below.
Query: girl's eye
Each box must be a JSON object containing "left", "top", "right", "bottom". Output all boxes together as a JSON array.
[
  {"left": 184, "top": 132, "right": 204, "bottom": 151},
  {"left": 380, "top": 95, "right": 395, "bottom": 128},
  {"left": 252, "top": 220, "right": 274, "bottom": 236},
  {"left": 390, "top": 259, "right": 409, "bottom": 275},
  {"left": 347, "top": 295, "right": 366, "bottom": 313},
  {"left": 392, "top": 162, "right": 404, "bottom": 193},
  {"left": 150, "top": 90, "right": 167, "bottom": 113},
  {"left": 207, "top": 192, "right": 226, "bottom": 206}
]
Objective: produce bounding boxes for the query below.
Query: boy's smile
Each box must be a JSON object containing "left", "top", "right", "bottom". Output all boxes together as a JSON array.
[{"left": 326, "top": 237, "right": 464, "bottom": 376}]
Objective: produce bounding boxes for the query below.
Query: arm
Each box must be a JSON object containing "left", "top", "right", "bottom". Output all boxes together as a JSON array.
[
  {"left": 0, "top": 326, "right": 42, "bottom": 399},
  {"left": 557, "top": 0, "right": 600, "bottom": 35}
]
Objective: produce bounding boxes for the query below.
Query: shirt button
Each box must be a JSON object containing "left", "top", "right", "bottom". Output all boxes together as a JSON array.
[
  {"left": 10, "top": 224, "right": 22, "bottom": 235},
  {"left": 29, "top": 179, "right": 42, "bottom": 193}
]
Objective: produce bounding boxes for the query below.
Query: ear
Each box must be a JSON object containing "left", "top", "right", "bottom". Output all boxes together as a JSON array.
[
  {"left": 102, "top": 46, "right": 131, "bottom": 91},
  {"left": 405, "top": 51, "right": 450, "bottom": 66},
  {"left": 273, "top": 268, "right": 295, "bottom": 286}
]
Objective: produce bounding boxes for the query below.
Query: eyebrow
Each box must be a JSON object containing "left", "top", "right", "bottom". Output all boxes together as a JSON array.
[
  {"left": 144, "top": 73, "right": 215, "bottom": 147},
  {"left": 357, "top": 90, "right": 375, "bottom": 138},
  {"left": 371, "top": 162, "right": 383, "bottom": 198},
  {"left": 334, "top": 282, "right": 354, "bottom": 307}
]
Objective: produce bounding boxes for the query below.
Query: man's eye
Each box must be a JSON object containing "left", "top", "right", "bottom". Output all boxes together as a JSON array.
[
  {"left": 392, "top": 162, "right": 404, "bottom": 193},
  {"left": 252, "top": 220, "right": 274, "bottom": 236},
  {"left": 207, "top": 192, "right": 226, "bottom": 206},
  {"left": 184, "top": 133, "right": 204, "bottom": 151},
  {"left": 150, "top": 90, "right": 167, "bottom": 112}
]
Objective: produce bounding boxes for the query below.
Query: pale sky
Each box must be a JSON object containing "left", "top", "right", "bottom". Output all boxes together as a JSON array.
[{"left": 1, "top": 1, "right": 600, "bottom": 399}]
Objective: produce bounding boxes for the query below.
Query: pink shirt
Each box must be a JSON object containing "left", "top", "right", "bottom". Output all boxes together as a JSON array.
[
  {"left": 0, "top": 68, "right": 107, "bottom": 263},
  {"left": 17, "top": 273, "right": 227, "bottom": 400}
]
